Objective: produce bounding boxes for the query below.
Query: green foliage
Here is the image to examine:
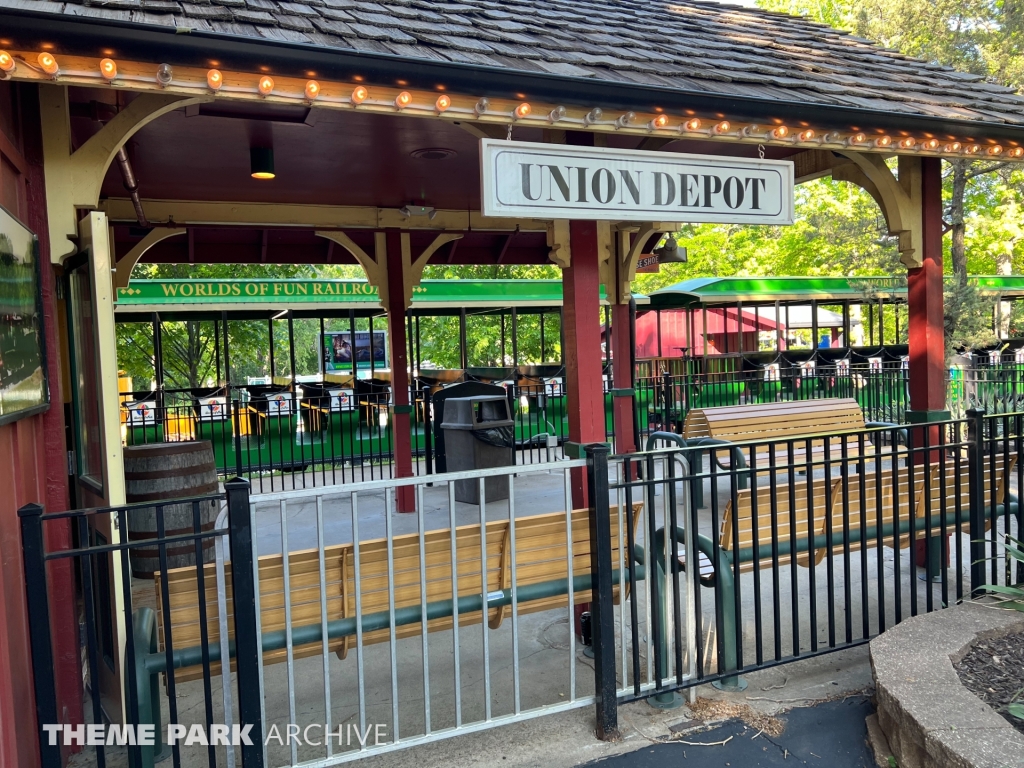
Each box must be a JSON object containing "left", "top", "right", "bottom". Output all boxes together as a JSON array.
[
  {"left": 944, "top": 281, "right": 998, "bottom": 359},
  {"left": 633, "top": 177, "right": 900, "bottom": 295},
  {"left": 416, "top": 264, "right": 563, "bottom": 368},
  {"left": 118, "top": 261, "right": 316, "bottom": 390},
  {"left": 981, "top": 535, "right": 1024, "bottom": 612}
]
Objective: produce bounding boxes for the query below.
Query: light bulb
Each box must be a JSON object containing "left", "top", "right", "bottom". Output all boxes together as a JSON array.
[
  {"left": 713, "top": 120, "right": 731, "bottom": 134},
  {"left": 258, "top": 76, "right": 274, "bottom": 95},
  {"left": 798, "top": 129, "right": 816, "bottom": 141},
  {"left": 435, "top": 94, "right": 451, "bottom": 112},
  {"left": 155, "top": 63, "right": 172, "bottom": 86},
  {"left": 474, "top": 97, "right": 489, "bottom": 116},
  {"left": 988, "top": 145, "right": 1003, "bottom": 155},
  {"left": 770, "top": 125, "right": 789, "bottom": 139},
  {"left": 848, "top": 132, "right": 867, "bottom": 146},
  {"left": 945, "top": 141, "right": 962, "bottom": 153},
  {"left": 899, "top": 137, "right": 916, "bottom": 149},
  {"left": 683, "top": 118, "right": 702, "bottom": 131},
  {"left": 616, "top": 111, "right": 636, "bottom": 128},
  {"left": 395, "top": 90, "right": 411, "bottom": 108},
  {"left": 649, "top": 114, "right": 668, "bottom": 130},
  {"left": 99, "top": 58, "right": 117, "bottom": 80},
  {"left": 0, "top": 51, "right": 13, "bottom": 73},
  {"left": 514, "top": 102, "right": 531, "bottom": 119},
  {"left": 38, "top": 52, "right": 58, "bottom": 76},
  {"left": 874, "top": 136, "right": 892, "bottom": 148},
  {"left": 351, "top": 85, "right": 368, "bottom": 104},
  {"left": 206, "top": 69, "right": 223, "bottom": 90},
  {"left": 822, "top": 131, "right": 843, "bottom": 143},
  {"left": 923, "top": 138, "right": 940, "bottom": 151},
  {"left": 584, "top": 107, "right": 603, "bottom": 125},
  {"left": 1009, "top": 147, "right": 1024, "bottom": 158},
  {"left": 304, "top": 80, "right": 320, "bottom": 100},
  {"left": 548, "top": 105, "right": 566, "bottom": 122}
]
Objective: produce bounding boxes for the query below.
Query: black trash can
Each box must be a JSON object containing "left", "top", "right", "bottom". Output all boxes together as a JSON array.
[{"left": 441, "top": 395, "right": 514, "bottom": 504}]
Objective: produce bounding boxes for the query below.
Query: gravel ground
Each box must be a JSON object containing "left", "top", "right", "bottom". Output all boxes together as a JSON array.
[{"left": 955, "top": 629, "right": 1024, "bottom": 735}]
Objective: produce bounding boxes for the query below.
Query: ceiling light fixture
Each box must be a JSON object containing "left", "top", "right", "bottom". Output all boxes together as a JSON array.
[{"left": 250, "top": 147, "right": 275, "bottom": 180}]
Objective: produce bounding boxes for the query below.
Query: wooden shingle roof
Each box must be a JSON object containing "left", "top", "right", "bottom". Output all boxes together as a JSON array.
[{"left": 5, "top": 0, "right": 1024, "bottom": 128}]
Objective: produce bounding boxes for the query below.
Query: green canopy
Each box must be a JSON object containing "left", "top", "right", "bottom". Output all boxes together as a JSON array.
[{"left": 645, "top": 275, "right": 1024, "bottom": 310}]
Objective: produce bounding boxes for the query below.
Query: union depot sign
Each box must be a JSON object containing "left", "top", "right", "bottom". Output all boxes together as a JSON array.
[{"left": 480, "top": 139, "right": 794, "bottom": 225}]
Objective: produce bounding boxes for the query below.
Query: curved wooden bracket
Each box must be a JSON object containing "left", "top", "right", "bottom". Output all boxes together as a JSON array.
[
  {"left": 41, "top": 86, "right": 208, "bottom": 262},
  {"left": 835, "top": 151, "right": 922, "bottom": 268},
  {"left": 315, "top": 230, "right": 388, "bottom": 305},
  {"left": 547, "top": 221, "right": 571, "bottom": 269},
  {"left": 114, "top": 227, "right": 187, "bottom": 288},
  {"left": 404, "top": 232, "right": 462, "bottom": 307},
  {"left": 611, "top": 222, "right": 678, "bottom": 304}
]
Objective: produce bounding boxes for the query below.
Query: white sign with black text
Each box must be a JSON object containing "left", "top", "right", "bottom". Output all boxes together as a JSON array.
[{"left": 480, "top": 139, "right": 794, "bottom": 224}]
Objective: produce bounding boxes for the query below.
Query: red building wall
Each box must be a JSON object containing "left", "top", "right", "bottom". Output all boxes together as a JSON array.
[{"left": 0, "top": 82, "right": 77, "bottom": 768}]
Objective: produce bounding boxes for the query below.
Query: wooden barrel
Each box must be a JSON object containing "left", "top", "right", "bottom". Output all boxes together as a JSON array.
[{"left": 124, "top": 441, "right": 221, "bottom": 579}]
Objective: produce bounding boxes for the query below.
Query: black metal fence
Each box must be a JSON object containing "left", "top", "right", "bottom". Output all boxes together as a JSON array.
[
  {"left": 21, "top": 481, "right": 265, "bottom": 768},
  {"left": 584, "top": 408, "right": 1023, "bottom": 733},
  {"left": 634, "top": 364, "right": 911, "bottom": 436},
  {"left": 24, "top": 410, "right": 1023, "bottom": 764}
]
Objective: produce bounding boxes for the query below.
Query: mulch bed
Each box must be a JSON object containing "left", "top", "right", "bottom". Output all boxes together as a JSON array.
[{"left": 955, "top": 629, "right": 1024, "bottom": 735}]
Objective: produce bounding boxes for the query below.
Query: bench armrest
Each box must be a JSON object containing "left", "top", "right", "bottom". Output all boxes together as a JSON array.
[{"left": 865, "top": 421, "right": 908, "bottom": 445}]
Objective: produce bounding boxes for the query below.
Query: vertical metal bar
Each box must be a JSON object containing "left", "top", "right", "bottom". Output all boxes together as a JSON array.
[
  {"left": 508, "top": 477, "right": 521, "bottom": 715},
  {"left": 279, "top": 499, "right": 298, "bottom": 766},
  {"left": 351, "top": 491, "right": 367, "bottom": 741},
  {"left": 563, "top": 466, "right": 576, "bottom": 700},
  {"left": 478, "top": 477, "right": 492, "bottom": 721},
  {"left": 384, "top": 488, "right": 400, "bottom": 739},
  {"left": 447, "top": 481, "right": 462, "bottom": 727},
  {"left": 315, "top": 495, "right": 333, "bottom": 758},
  {"left": 116, "top": 506, "right": 142, "bottom": 768},
  {"left": 213, "top": 507, "right": 234, "bottom": 768},
  {"left": 459, "top": 309, "right": 468, "bottom": 371},
  {"left": 585, "top": 445, "right": 619, "bottom": 739},
  {"left": 154, "top": 505, "right": 183, "bottom": 768},
  {"left": 268, "top": 318, "right": 276, "bottom": 378},
  {"left": 18, "top": 504, "right": 61, "bottom": 768},
  {"left": 416, "top": 484, "right": 432, "bottom": 734}
]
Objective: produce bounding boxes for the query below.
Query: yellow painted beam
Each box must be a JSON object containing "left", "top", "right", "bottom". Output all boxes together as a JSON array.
[{"left": 101, "top": 198, "right": 549, "bottom": 232}]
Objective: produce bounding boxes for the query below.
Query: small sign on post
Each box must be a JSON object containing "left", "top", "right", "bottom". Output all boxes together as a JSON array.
[
  {"left": 635, "top": 253, "right": 660, "bottom": 274},
  {"left": 480, "top": 139, "right": 794, "bottom": 224}
]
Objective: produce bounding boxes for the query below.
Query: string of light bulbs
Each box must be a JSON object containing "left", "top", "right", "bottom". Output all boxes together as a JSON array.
[{"left": 0, "top": 48, "right": 1020, "bottom": 160}]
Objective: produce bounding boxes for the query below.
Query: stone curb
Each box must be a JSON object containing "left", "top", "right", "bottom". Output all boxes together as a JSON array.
[{"left": 869, "top": 602, "right": 1024, "bottom": 768}]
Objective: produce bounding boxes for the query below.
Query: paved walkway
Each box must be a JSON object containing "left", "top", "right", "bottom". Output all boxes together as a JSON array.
[{"left": 579, "top": 697, "right": 877, "bottom": 768}]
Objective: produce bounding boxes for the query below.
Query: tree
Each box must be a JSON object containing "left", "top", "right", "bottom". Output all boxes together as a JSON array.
[{"left": 118, "top": 261, "right": 315, "bottom": 391}]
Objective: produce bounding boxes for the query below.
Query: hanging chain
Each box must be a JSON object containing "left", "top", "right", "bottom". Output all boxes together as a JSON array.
[
  {"left": 507, "top": 122, "right": 513, "bottom": 141},
  {"left": 758, "top": 143, "right": 766, "bottom": 159}
]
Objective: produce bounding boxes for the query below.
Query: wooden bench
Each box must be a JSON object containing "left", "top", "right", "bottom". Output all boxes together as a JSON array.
[
  {"left": 657, "top": 455, "right": 1017, "bottom": 684},
  {"left": 681, "top": 398, "right": 897, "bottom": 472},
  {"left": 155, "top": 503, "right": 643, "bottom": 682}
]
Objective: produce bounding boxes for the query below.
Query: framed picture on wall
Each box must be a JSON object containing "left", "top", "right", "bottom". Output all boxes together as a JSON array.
[{"left": 0, "top": 205, "right": 48, "bottom": 425}]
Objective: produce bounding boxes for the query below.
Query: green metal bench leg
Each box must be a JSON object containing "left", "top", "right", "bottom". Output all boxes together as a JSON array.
[
  {"left": 133, "top": 607, "right": 167, "bottom": 767},
  {"left": 698, "top": 538, "right": 746, "bottom": 692},
  {"left": 651, "top": 529, "right": 745, "bottom": 705}
]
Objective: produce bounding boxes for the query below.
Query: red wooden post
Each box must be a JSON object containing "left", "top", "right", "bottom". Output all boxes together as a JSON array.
[
  {"left": 563, "top": 220, "right": 607, "bottom": 509},
  {"left": 907, "top": 157, "right": 946, "bottom": 416},
  {"left": 385, "top": 228, "right": 416, "bottom": 512},
  {"left": 907, "top": 157, "right": 948, "bottom": 572},
  {"left": 611, "top": 302, "right": 637, "bottom": 455}
]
